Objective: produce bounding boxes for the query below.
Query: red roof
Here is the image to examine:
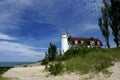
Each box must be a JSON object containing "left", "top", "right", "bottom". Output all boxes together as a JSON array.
[{"left": 71, "top": 37, "right": 99, "bottom": 41}]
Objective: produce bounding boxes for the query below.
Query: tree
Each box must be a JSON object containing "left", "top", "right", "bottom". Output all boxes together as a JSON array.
[
  {"left": 108, "top": 0, "right": 120, "bottom": 47},
  {"left": 44, "top": 52, "right": 49, "bottom": 64},
  {"left": 98, "top": 0, "right": 110, "bottom": 48},
  {"left": 41, "top": 43, "right": 57, "bottom": 65},
  {"left": 48, "top": 43, "right": 57, "bottom": 61},
  {"left": 99, "top": 0, "right": 120, "bottom": 47}
]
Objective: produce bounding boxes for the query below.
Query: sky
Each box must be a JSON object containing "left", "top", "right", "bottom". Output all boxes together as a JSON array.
[{"left": 0, "top": 0, "right": 116, "bottom": 62}]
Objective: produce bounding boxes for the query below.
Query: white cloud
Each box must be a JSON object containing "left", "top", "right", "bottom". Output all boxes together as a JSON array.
[
  {"left": 0, "top": 0, "right": 103, "bottom": 32},
  {"left": 0, "top": 0, "right": 33, "bottom": 32},
  {"left": 0, "top": 0, "right": 105, "bottom": 61},
  {"left": 0, "top": 33, "right": 16, "bottom": 40},
  {"left": 84, "top": 24, "right": 99, "bottom": 30},
  {"left": 68, "top": 23, "right": 99, "bottom": 37},
  {"left": 73, "top": 0, "right": 102, "bottom": 17},
  {"left": 0, "top": 41, "right": 45, "bottom": 57}
]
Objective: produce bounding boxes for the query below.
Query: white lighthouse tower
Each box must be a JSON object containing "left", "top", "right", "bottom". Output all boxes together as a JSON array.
[{"left": 61, "top": 32, "right": 69, "bottom": 54}]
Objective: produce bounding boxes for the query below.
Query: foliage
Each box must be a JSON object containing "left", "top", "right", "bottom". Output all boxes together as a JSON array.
[
  {"left": 48, "top": 62, "right": 63, "bottom": 75},
  {"left": 42, "top": 43, "right": 120, "bottom": 75},
  {"left": 41, "top": 43, "right": 57, "bottom": 65},
  {"left": 48, "top": 43, "right": 57, "bottom": 61},
  {"left": 41, "top": 52, "right": 49, "bottom": 65},
  {"left": 99, "top": 0, "right": 120, "bottom": 47},
  {"left": 0, "top": 76, "right": 10, "bottom": 80},
  {"left": 98, "top": 0, "right": 110, "bottom": 48},
  {"left": 0, "top": 68, "right": 11, "bottom": 80},
  {"left": 109, "top": 0, "right": 120, "bottom": 47},
  {"left": 0, "top": 68, "right": 10, "bottom": 75},
  {"left": 62, "top": 46, "right": 96, "bottom": 61},
  {"left": 41, "top": 43, "right": 64, "bottom": 75},
  {"left": 64, "top": 47, "right": 120, "bottom": 74}
]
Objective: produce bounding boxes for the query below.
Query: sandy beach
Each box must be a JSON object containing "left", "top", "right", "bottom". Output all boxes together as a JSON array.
[{"left": 2, "top": 62, "right": 120, "bottom": 80}]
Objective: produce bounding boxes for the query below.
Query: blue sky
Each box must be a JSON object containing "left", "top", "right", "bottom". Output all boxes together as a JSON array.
[{"left": 0, "top": 0, "right": 115, "bottom": 62}]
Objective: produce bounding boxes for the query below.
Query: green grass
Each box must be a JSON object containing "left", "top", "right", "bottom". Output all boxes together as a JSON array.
[
  {"left": 0, "top": 68, "right": 11, "bottom": 80},
  {"left": 48, "top": 62, "right": 63, "bottom": 75},
  {"left": 42, "top": 47, "right": 120, "bottom": 75},
  {"left": 0, "top": 68, "right": 10, "bottom": 75},
  {"left": 63, "top": 47, "right": 120, "bottom": 74},
  {"left": 0, "top": 76, "right": 10, "bottom": 80}
]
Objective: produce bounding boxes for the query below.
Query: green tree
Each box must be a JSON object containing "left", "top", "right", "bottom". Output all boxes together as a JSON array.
[
  {"left": 98, "top": 0, "right": 110, "bottom": 48},
  {"left": 41, "top": 43, "right": 57, "bottom": 65},
  {"left": 99, "top": 0, "right": 120, "bottom": 47},
  {"left": 108, "top": 0, "right": 120, "bottom": 47},
  {"left": 41, "top": 52, "right": 49, "bottom": 65},
  {"left": 45, "top": 52, "right": 49, "bottom": 64},
  {"left": 48, "top": 43, "right": 57, "bottom": 61}
]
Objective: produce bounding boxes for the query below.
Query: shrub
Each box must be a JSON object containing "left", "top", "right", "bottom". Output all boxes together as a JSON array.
[
  {"left": 0, "top": 68, "right": 10, "bottom": 75},
  {"left": 49, "top": 62, "right": 63, "bottom": 75},
  {"left": 41, "top": 43, "right": 57, "bottom": 65},
  {"left": 43, "top": 46, "right": 120, "bottom": 74},
  {"left": 0, "top": 76, "right": 10, "bottom": 80},
  {"left": 64, "top": 48, "right": 119, "bottom": 74},
  {"left": 0, "top": 68, "right": 10, "bottom": 80}
]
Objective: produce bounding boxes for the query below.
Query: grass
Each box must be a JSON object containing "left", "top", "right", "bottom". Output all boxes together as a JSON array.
[
  {"left": 0, "top": 76, "right": 10, "bottom": 80},
  {"left": 0, "top": 67, "right": 11, "bottom": 80},
  {"left": 63, "top": 47, "right": 120, "bottom": 74},
  {"left": 0, "top": 68, "right": 10, "bottom": 75},
  {"left": 42, "top": 47, "right": 120, "bottom": 75},
  {"left": 48, "top": 62, "right": 63, "bottom": 75}
]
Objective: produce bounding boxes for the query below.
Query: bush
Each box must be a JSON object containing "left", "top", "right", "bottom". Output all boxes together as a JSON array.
[
  {"left": 41, "top": 43, "right": 57, "bottom": 65},
  {"left": 49, "top": 62, "right": 63, "bottom": 75},
  {"left": 64, "top": 47, "right": 120, "bottom": 74},
  {"left": 0, "top": 76, "right": 10, "bottom": 80},
  {"left": 0, "top": 68, "right": 10, "bottom": 75},
  {"left": 43, "top": 47, "right": 120, "bottom": 74},
  {"left": 0, "top": 68, "right": 10, "bottom": 80}
]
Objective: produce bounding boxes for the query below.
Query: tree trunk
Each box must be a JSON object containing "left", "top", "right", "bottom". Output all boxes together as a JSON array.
[
  {"left": 106, "top": 38, "right": 110, "bottom": 48},
  {"left": 114, "top": 37, "right": 119, "bottom": 47}
]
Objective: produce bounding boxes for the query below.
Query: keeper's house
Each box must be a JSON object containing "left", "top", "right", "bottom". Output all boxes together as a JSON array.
[
  {"left": 61, "top": 32, "right": 103, "bottom": 54},
  {"left": 68, "top": 37, "right": 103, "bottom": 48}
]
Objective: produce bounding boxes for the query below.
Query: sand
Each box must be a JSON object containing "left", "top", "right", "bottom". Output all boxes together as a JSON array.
[{"left": 2, "top": 62, "right": 120, "bottom": 80}]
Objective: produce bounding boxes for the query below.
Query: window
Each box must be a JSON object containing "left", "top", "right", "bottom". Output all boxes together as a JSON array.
[
  {"left": 90, "top": 41, "right": 94, "bottom": 45},
  {"left": 75, "top": 40, "right": 78, "bottom": 44},
  {"left": 81, "top": 41, "right": 84, "bottom": 44},
  {"left": 97, "top": 41, "right": 100, "bottom": 45}
]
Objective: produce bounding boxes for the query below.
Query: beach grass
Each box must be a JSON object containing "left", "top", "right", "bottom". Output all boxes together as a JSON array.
[
  {"left": 44, "top": 47, "right": 120, "bottom": 75},
  {"left": 0, "top": 67, "right": 11, "bottom": 80},
  {"left": 64, "top": 47, "right": 120, "bottom": 74},
  {"left": 0, "top": 76, "right": 10, "bottom": 80},
  {"left": 0, "top": 68, "right": 10, "bottom": 75}
]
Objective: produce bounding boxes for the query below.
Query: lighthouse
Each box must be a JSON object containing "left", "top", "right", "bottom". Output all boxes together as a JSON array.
[{"left": 61, "top": 32, "right": 69, "bottom": 54}]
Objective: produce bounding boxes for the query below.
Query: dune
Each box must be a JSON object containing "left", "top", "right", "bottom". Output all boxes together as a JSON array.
[{"left": 2, "top": 62, "right": 120, "bottom": 80}]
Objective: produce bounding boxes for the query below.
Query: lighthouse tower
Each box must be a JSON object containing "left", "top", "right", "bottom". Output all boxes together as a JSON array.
[{"left": 61, "top": 32, "right": 69, "bottom": 54}]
